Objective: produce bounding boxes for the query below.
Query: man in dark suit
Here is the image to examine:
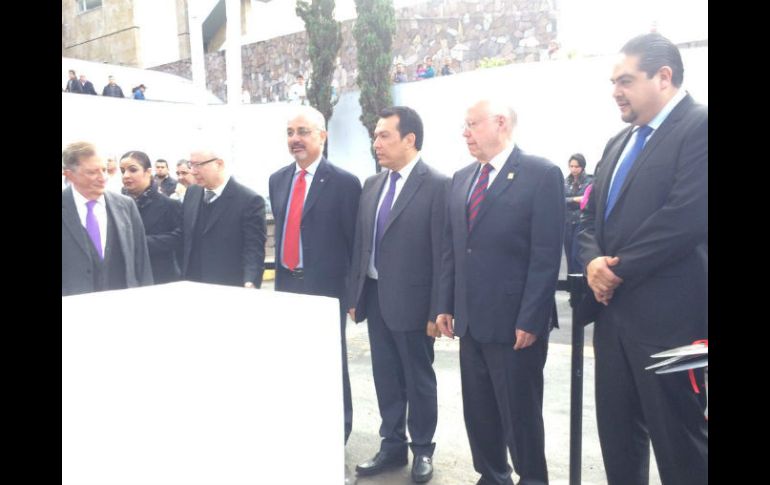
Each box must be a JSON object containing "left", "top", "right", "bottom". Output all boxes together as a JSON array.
[
  {"left": 65, "top": 69, "right": 82, "bottom": 94},
  {"left": 62, "top": 141, "right": 153, "bottom": 296},
  {"left": 576, "top": 33, "right": 708, "bottom": 485},
  {"left": 102, "top": 75, "right": 125, "bottom": 98},
  {"left": 269, "top": 105, "right": 361, "bottom": 443},
  {"left": 347, "top": 106, "right": 447, "bottom": 483},
  {"left": 154, "top": 159, "right": 178, "bottom": 197},
  {"left": 79, "top": 74, "right": 97, "bottom": 95},
  {"left": 181, "top": 147, "right": 266, "bottom": 289},
  {"left": 436, "top": 99, "right": 564, "bottom": 485}
]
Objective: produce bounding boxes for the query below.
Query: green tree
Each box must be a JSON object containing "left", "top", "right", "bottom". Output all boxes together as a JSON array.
[
  {"left": 353, "top": 0, "right": 396, "bottom": 172},
  {"left": 296, "top": 0, "right": 342, "bottom": 138}
]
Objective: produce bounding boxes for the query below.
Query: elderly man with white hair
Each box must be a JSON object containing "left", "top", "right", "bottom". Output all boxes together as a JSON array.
[{"left": 436, "top": 99, "right": 564, "bottom": 485}]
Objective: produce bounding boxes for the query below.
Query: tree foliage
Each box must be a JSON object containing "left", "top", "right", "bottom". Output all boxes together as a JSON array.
[
  {"left": 353, "top": 0, "right": 396, "bottom": 171},
  {"left": 296, "top": 0, "right": 343, "bottom": 127}
]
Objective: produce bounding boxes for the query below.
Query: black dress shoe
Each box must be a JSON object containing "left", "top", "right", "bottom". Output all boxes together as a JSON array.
[
  {"left": 411, "top": 455, "right": 433, "bottom": 483},
  {"left": 355, "top": 451, "right": 408, "bottom": 476}
]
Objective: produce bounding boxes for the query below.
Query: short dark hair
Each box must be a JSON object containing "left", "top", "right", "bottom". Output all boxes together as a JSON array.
[
  {"left": 379, "top": 106, "right": 424, "bottom": 150},
  {"left": 621, "top": 33, "right": 684, "bottom": 87},
  {"left": 568, "top": 153, "right": 586, "bottom": 170},
  {"left": 120, "top": 151, "right": 152, "bottom": 171},
  {"left": 155, "top": 159, "right": 168, "bottom": 168}
]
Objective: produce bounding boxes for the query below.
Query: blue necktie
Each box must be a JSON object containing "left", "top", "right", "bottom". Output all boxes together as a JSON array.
[
  {"left": 605, "top": 125, "right": 653, "bottom": 220},
  {"left": 375, "top": 171, "right": 401, "bottom": 269}
]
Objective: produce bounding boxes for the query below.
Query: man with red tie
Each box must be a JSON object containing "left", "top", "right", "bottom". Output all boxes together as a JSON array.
[
  {"left": 268, "top": 105, "right": 361, "bottom": 444},
  {"left": 436, "top": 99, "right": 564, "bottom": 485}
]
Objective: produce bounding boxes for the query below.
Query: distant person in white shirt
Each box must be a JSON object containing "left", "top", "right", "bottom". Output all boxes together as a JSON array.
[
  {"left": 105, "top": 158, "right": 123, "bottom": 193},
  {"left": 288, "top": 74, "right": 307, "bottom": 105}
]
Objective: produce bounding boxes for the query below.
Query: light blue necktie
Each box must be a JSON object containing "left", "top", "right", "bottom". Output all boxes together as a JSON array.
[{"left": 605, "top": 125, "right": 653, "bottom": 220}]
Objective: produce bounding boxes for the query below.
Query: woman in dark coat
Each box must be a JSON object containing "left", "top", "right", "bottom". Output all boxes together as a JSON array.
[
  {"left": 119, "top": 150, "right": 182, "bottom": 284},
  {"left": 563, "top": 153, "right": 593, "bottom": 274}
]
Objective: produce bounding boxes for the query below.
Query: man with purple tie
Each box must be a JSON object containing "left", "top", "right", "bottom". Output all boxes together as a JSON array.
[
  {"left": 436, "top": 99, "right": 564, "bottom": 485},
  {"left": 62, "top": 141, "right": 153, "bottom": 296},
  {"left": 347, "top": 106, "right": 447, "bottom": 483}
]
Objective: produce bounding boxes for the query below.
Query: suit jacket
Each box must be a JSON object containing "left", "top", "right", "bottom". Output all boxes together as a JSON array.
[
  {"left": 438, "top": 146, "right": 564, "bottom": 343},
  {"left": 62, "top": 187, "right": 153, "bottom": 296},
  {"left": 181, "top": 178, "right": 266, "bottom": 288},
  {"left": 157, "top": 176, "right": 178, "bottom": 197},
  {"left": 269, "top": 158, "right": 361, "bottom": 299},
  {"left": 347, "top": 159, "right": 448, "bottom": 332},
  {"left": 577, "top": 94, "right": 708, "bottom": 346},
  {"left": 81, "top": 81, "right": 97, "bottom": 95},
  {"left": 136, "top": 188, "right": 182, "bottom": 284}
]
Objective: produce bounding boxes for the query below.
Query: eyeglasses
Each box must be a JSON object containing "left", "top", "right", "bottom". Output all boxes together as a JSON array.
[
  {"left": 461, "top": 115, "right": 499, "bottom": 131},
  {"left": 287, "top": 128, "right": 317, "bottom": 137},
  {"left": 189, "top": 158, "right": 218, "bottom": 169}
]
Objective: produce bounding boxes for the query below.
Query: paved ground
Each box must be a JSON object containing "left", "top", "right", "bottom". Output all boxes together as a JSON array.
[{"left": 261, "top": 276, "right": 661, "bottom": 485}]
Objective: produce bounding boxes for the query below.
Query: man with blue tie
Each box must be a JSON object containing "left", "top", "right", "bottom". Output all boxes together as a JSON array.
[
  {"left": 436, "top": 99, "right": 564, "bottom": 485},
  {"left": 347, "top": 106, "right": 448, "bottom": 483},
  {"left": 577, "top": 33, "right": 708, "bottom": 485},
  {"left": 269, "top": 105, "right": 361, "bottom": 444}
]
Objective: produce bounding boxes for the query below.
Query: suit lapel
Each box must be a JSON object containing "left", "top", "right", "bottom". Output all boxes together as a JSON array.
[
  {"left": 455, "top": 164, "right": 477, "bottom": 240},
  {"left": 303, "top": 158, "right": 331, "bottom": 217},
  {"left": 382, "top": 159, "right": 426, "bottom": 236},
  {"left": 470, "top": 147, "right": 520, "bottom": 230},
  {"left": 105, "top": 192, "right": 131, "bottom": 259},
  {"left": 61, "top": 187, "right": 92, "bottom": 257},
  {"left": 204, "top": 178, "right": 235, "bottom": 234},
  {"left": 363, "top": 171, "right": 389, "bottom": 252},
  {"left": 273, "top": 163, "right": 295, "bottom": 228},
  {"left": 612, "top": 95, "right": 694, "bottom": 211}
]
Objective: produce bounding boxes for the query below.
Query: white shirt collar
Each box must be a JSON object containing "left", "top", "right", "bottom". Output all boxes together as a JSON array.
[
  {"left": 391, "top": 152, "right": 421, "bottom": 181},
  {"left": 207, "top": 174, "right": 231, "bottom": 197},
  {"left": 647, "top": 88, "right": 687, "bottom": 131},
  {"left": 294, "top": 155, "right": 322, "bottom": 176},
  {"left": 71, "top": 187, "right": 106, "bottom": 207}
]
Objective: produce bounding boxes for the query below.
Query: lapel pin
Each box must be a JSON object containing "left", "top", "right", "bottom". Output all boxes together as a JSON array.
[
  {"left": 320, "top": 178, "right": 325, "bottom": 182},
  {"left": 507, "top": 172, "right": 515, "bottom": 180}
]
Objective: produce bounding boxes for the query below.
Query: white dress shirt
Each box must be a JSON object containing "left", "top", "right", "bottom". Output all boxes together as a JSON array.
[
  {"left": 280, "top": 155, "right": 322, "bottom": 269},
  {"left": 72, "top": 188, "right": 107, "bottom": 256}
]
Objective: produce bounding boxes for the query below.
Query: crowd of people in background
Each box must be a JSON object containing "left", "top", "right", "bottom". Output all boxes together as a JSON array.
[
  {"left": 64, "top": 69, "right": 146, "bottom": 100},
  {"left": 393, "top": 55, "right": 457, "bottom": 84}
]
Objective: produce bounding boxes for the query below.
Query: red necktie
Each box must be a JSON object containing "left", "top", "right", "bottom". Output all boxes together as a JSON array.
[
  {"left": 467, "top": 163, "right": 493, "bottom": 231},
  {"left": 283, "top": 169, "right": 307, "bottom": 270}
]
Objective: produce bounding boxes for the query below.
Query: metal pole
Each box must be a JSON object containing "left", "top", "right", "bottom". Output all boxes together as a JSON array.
[{"left": 568, "top": 273, "right": 585, "bottom": 485}]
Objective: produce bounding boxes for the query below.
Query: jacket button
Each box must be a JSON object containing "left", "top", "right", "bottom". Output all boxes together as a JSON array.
[{"left": 467, "top": 248, "right": 472, "bottom": 254}]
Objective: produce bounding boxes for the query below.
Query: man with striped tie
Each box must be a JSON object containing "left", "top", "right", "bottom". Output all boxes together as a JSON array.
[{"left": 436, "top": 99, "right": 564, "bottom": 485}]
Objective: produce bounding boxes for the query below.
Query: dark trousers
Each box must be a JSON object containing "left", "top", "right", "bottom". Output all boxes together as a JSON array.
[
  {"left": 594, "top": 318, "right": 708, "bottom": 485},
  {"left": 276, "top": 268, "right": 353, "bottom": 444},
  {"left": 564, "top": 222, "right": 581, "bottom": 275},
  {"left": 459, "top": 333, "right": 549, "bottom": 485},
  {"left": 364, "top": 278, "right": 437, "bottom": 457}
]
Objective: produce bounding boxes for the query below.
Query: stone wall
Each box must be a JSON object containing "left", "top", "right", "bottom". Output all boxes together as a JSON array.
[{"left": 150, "top": 0, "right": 557, "bottom": 103}]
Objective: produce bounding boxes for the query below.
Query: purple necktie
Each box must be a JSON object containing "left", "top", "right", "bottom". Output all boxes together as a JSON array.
[
  {"left": 467, "top": 163, "right": 493, "bottom": 231},
  {"left": 605, "top": 125, "right": 653, "bottom": 220},
  {"left": 375, "top": 171, "right": 401, "bottom": 269},
  {"left": 85, "top": 200, "right": 103, "bottom": 259}
]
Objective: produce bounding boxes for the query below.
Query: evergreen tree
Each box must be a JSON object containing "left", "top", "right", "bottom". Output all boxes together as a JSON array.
[
  {"left": 353, "top": 0, "right": 396, "bottom": 172},
  {"left": 296, "top": 0, "right": 343, "bottom": 146}
]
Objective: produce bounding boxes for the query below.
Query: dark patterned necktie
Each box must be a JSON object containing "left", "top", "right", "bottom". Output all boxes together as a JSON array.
[{"left": 467, "top": 163, "right": 493, "bottom": 231}]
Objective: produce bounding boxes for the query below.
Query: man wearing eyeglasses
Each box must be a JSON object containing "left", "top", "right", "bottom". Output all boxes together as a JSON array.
[
  {"left": 269, "top": 105, "right": 361, "bottom": 445},
  {"left": 436, "top": 99, "right": 564, "bottom": 485},
  {"left": 180, "top": 146, "right": 266, "bottom": 289}
]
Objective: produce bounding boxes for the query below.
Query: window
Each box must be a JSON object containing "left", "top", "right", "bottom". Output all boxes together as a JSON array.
[{"left": 77, "top": 0, "right": 102, "bottom": 13}]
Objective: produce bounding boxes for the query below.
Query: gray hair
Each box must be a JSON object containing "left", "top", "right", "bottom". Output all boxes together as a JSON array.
[
  {"left": 287, "top": 105, "right": 327, "bottom": 131},
  {"left": 62, "top": 141, "right": 97, "bottom": 171}
]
